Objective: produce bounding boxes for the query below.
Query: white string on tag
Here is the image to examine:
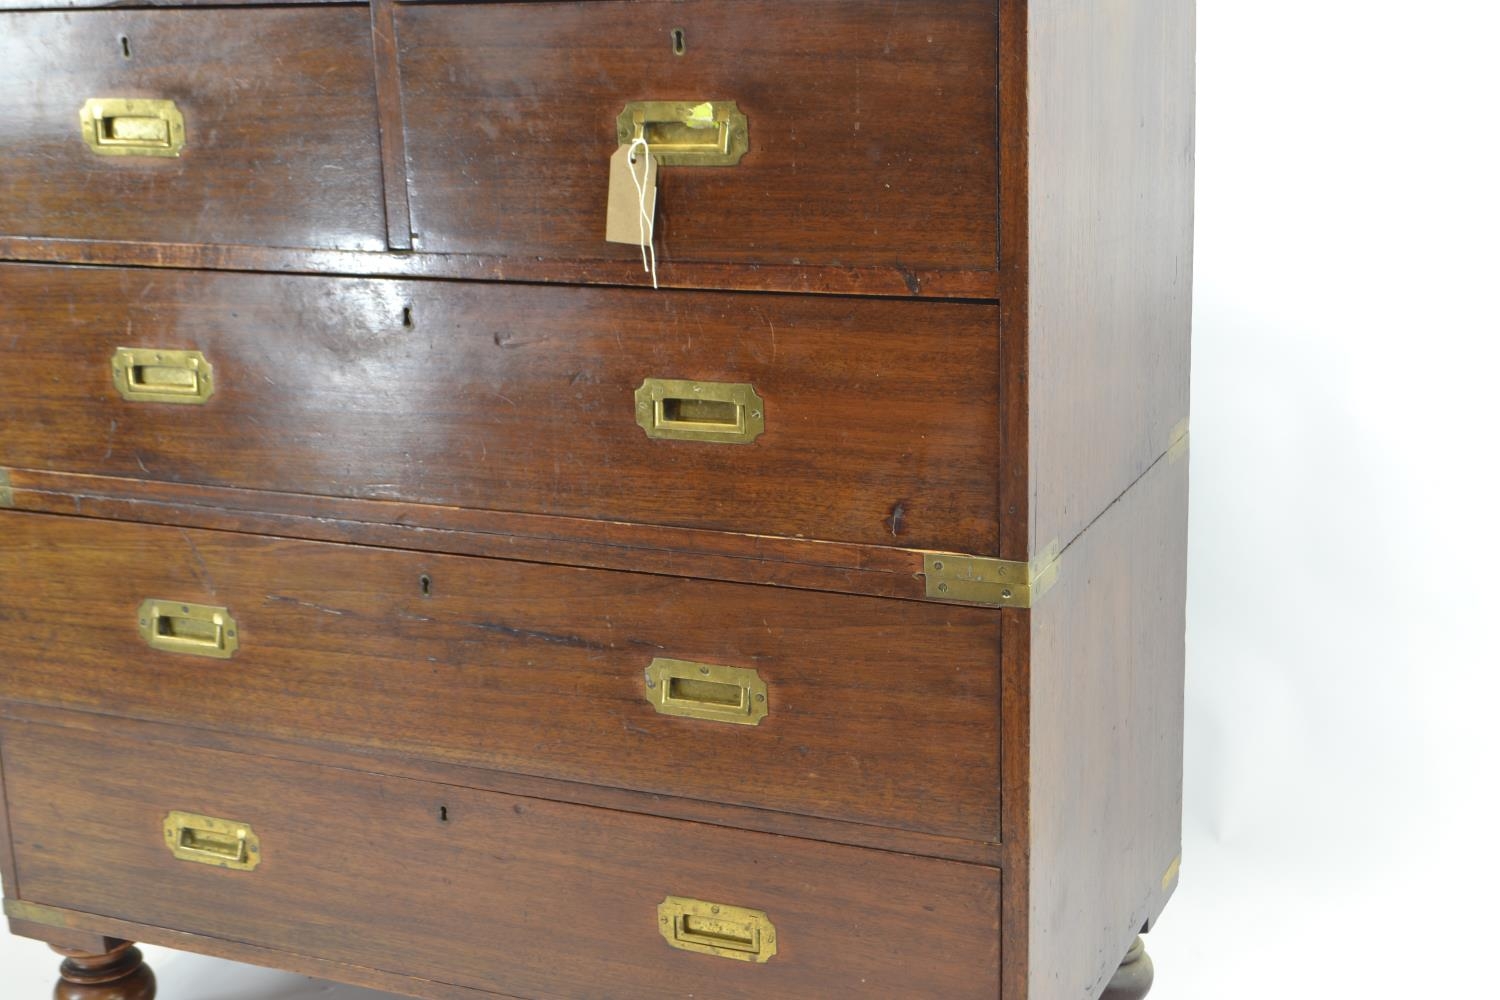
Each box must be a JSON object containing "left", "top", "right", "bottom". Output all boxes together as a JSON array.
[{"left": 628, "top": 137, "right": 658, "bottom": 289}]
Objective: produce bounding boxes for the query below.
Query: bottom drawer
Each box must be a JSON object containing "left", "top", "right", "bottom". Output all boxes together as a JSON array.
[{"left": 1, "top": 719, "right": 1000, "bottom": 999}]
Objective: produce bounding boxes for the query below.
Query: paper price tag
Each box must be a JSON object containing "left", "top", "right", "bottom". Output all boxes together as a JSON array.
[{"left": 606, "top": 143, "right": 658, "bottom": 246}]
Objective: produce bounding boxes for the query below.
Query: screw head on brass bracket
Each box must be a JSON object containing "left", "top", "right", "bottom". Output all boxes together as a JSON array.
[{"left": 921, "top": 541, "right": 1062, "bottom": 608}]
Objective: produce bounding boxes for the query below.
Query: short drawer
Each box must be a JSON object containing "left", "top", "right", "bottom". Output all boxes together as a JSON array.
[
  {"left": 396, "top": 0, "right": 1000, "bottom": 274},
  {"left": 0, "top": 262, "right": 1003, "bottom": 553},
  {"left": 1, "top": 720, "right": 1002, "bottom": 999},
  {"left": 0, "top": 513, "right": 1003, "bottom": 842},
  {"left": 0, "top": 8, "right": 385, "bottom": 251}
]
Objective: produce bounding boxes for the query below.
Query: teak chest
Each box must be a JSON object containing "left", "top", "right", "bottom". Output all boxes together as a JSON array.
[{"left": 0, "top": 2, "right": 1195, "bottom": 998}]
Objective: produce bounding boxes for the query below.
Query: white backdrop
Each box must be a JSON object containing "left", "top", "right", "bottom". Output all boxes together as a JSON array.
[
  {"left": 4, "top": 2, "right": 1498, "bottom": 996},
  {"left": 1155, "top": 0, "right": 1500, "bottom": 995}
]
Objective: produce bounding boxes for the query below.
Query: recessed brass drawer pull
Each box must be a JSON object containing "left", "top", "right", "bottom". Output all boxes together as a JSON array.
[
  {"left": 138, "top": 599, "right": 239, "bottom": 659},
  {"left": 163, "top": 811, "right": 261, "bottom": 871},
  {"left": 644, "top": 658, "right": 767, "bottom": 726},
  {"left": 658, "top": 897, "right": 777, "bottom": 963},
  {"left": 80, "top": 98, "right": 185, "bottom": 157},
  {"left": 112, "top": 348, "right": 215, "bottom": 404},
  {"left": 634, "top": 379, "right": 764, "bottom": 444},
  {"left": 616, "top": 101, "right": 747, "bottom": 166}
]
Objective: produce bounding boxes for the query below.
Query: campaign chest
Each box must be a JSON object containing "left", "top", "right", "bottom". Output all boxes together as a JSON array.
[{"left": 0, "top": 2, "right": 1194, "bottom": 997}]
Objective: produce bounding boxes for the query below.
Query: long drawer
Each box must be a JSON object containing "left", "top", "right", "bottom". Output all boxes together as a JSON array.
[
  {"left": 1, "top": 719, "right": 1001, "bottom": 999},
  {"left": 0, "top": 512, "right": 1002, "bottom": 842},
  {"left": 396, "top": 0, "right": 1000, "bottom": 273},
  {"left": 0, "top": 7, "right": 385, "bottom": 251},
  {"left": 0, "top": 262, "right": 1003, "bottom": 553}
]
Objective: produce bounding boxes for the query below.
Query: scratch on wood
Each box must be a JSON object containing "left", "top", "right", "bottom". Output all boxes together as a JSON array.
[
  {"left": 467, "top": 621, "right": 606, "bottom": 652},
  {"left": 265, "top": 594, "right": 352, "bottom": 617},
  {"left": 180, "top": 530, "right": 217, "bottom": 597}
]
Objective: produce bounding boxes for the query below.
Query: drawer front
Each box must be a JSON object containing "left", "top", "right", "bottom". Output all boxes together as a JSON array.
[
  {"left": 396, "top": 0, "right": 1000, "bottom": 273},
  {"left": 0, "top": 8, "right": 385, "bottom": 251},
  {"left": 0, "top": 513, "right": 1002, "bottom": 842},
  {"left": 2, "top": 721, "right": 1002, "bottom": 999},
  {"left": 0, "top": 263, "right": 1002, "bottom": 553}
]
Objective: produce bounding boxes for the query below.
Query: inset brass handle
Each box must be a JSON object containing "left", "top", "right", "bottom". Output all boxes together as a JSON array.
[
  {"left": 634, "top": 379, "right": 764, "bottom": 444},
  {"left": 658, "top": 897, "right": 777, "bottom": 963},
  {"left": 138, "top": 600, "right": 239, "bottom": 659},
  {"left": 644, "top": 658, "right": 767, "bottom": 726},
  {"left": 164, "top": 811, "right": 260, "bottom": 871},
  {"left": 616, "top": 101, "right": 747, "bottom": 166},
  {"left": 112, "top": 348, "right": 215, "bottom": 404},
  {"left": 80, "top": 98, "right": 184, "bottom": 157}
]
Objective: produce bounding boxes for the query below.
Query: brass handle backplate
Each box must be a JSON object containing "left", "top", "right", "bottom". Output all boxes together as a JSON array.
[
  {"left": 634, "top": 379, "right": 764, "bottom": 444},
  {"left": 644, "top": 658, "right": 768, "bottom": 726},
  {"left": 112, "top": 348, "right": 215, "bottom": 404},
  {"left": 164, "top": 811, "right": 260, "bottom": 871},
  {"left": 138, "top": 599, "right": 239, "bottom": 659},
  {"left": 658, "top": 897, "right": 777, "bottom": 963},
  {"left": 80, "top": 98, "right": 184, "bottom": 157},
  {"left": 616, "top": 101, "right": 747, "bottom": 166}
]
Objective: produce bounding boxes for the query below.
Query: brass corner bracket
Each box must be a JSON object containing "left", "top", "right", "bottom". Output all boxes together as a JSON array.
[
  {"left": 1167, "top": 418, "right": 1190, "bottom": 464},
  {"left": 921, "top": 540, "right": 1061, "bottom": 608},
  {"left": 0, "top": 469, "right": 13, "bottom": 509}
]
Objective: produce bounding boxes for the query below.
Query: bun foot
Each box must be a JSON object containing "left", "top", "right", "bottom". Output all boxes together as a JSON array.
[
  {"left": 52, "top": 942, "right": 156, "bottom": 1000},
  {"left": 1100, "top": 936, "right": 1154, "bottom": 1000}
]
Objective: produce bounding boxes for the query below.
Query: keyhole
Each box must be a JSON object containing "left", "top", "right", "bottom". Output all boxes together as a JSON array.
[
  {"left": 671, "top": 28, "right": 686, "bottom": 56},
  {"left": 439, "top": 805, "right": 449, "bottom": 823},
  {"left": 402, "top": 305, "right": 415, "bottom": 329},
  {"left": 120, "top": 36, "right": 132, "bottom": 59},
  {"left": 419, "top": 574, "right": 432, "bottom": 598}
]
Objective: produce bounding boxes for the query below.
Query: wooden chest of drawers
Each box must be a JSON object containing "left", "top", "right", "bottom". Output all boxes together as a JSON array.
[{"left": 0, "top": 2, "right": 1194, "bottom": 998}]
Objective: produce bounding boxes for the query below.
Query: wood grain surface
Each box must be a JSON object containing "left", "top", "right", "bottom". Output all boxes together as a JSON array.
[
  {"left": 0, "top": 235, "right": 1005, "bottom": 300},
  {"left": 0, "top": 8, "right": 385, "bottom": 251},
  {"left": 0, "top": 512, "right": 1004, "bottom": 842},
  {"left": 0, "top": 262, "right": 1004, "bottom": 553},
  {"left": 1025, "top": 0, "right": 1196, "bottom": 557},
  {"left": 0, "top": 2, "right": 1198, "bottom": 997},
  {"left": 3, "top": 467, "right": 948, "bottom": 606},
  {"left": 3, "top": 719, "right": 1003, "bottom": 999},
  {"left": 1027, "top": 451, "right": 1188, "bottom": 1000},
  {"left": 395, "top": 0, "right": 999, "bottom": 276}
]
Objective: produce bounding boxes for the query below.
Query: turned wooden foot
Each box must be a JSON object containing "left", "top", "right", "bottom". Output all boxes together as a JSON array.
[
  {"left": 52, "top": 942, "right": 156, "bottom": 1000},
  {"left": 1099, "top": 936, "right": 1154, "bottom": 1000}
]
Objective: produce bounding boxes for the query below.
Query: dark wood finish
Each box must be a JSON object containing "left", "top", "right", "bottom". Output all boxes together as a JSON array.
[
  {"left": 998, "top": 1, "right": 1194, "bottom": 989},
  {"left": 0, "top": 727, "right": 17, "bottom": 897},
  {"left": 1026, "top": 452, "right": 1188, "bottom": 1000},
  {"left": 0, "top": 2, "right": 1195, "bottom": 997},
  {"left": 370, "top": 0, "right": 414, "bottom": 251},
  {"left": 396, "top": 0, "right": 999, "bottom": 278},
  {"left": 11, "top": 899, "right": 606, "bottom": 1000},
  {"left": 4, "top": 467, "right": 945, "bottom": 606},
  {"left": 1, "top": 699, "right": 1005, "bottom": 867},
  {"left": 995, "top": 1, "right": 1033, "bottom": 985},
  {"left": 0, "top": 262, "right": 1003, "bottom": 553},
  {"left": 1100, "top": 938, "right": 1155, "bottom": 1000},
  {"left": 53, "top": 942, "right": 156, "bottom": 1000},
  {"left": 1024, "top": 0, "right": 1196, "bottom": 557},
  {"left": 5, "top": 720, "right": 1002, "bottom": 1000},
  {"left": 0, "top": 8, "right": 385, "bottom": 252},
  {"left": 8, "top": 918, "right": 123, "bottom": 956},
  {"left": 998, "top": 606, "right": 1032, "bottom": 1000},
  {"left": 0, "top": 512, "right": 1003, "bottom": 842},
  {"left": 0, "top": 236, "right": 1004, "bottom": 300},
  {"left": 996, "top": 0, "right": 1032, "bottom": 564}
]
